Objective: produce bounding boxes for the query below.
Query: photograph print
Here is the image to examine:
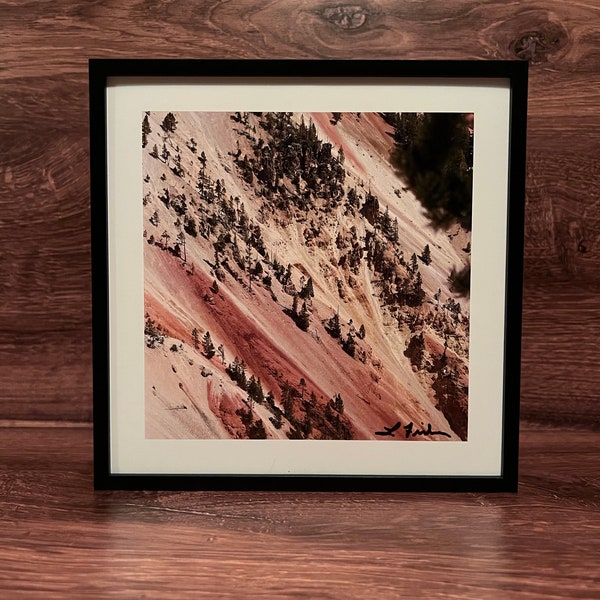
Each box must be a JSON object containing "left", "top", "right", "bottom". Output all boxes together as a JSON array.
[{"left": 142, "top": 110, "right": 473, "bottom": 442}]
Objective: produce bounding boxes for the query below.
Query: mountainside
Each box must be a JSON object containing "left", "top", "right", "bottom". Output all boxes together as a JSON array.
[{"left": 142, "top": 111, "right": 471, "bottom": 441}]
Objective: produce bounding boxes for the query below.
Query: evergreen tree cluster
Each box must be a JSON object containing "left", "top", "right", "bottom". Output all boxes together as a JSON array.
[
  {"left": 225, "top": 356, "right": 248, "bottom": 390},
  {"left": 404, "top": 331, "right": 425, "bottom": 369},
  {"left": 328, "top": 393, "right": 344, "bottom": 414},
  {"left": 233, "top": 113, "right": 346, "bottom": 212},
  {"left": 384, "top": 112, "right": 473, "bottom": 231},
  {"left": 341, "top": 332, "right": 356, "bottom": 357},
  {"left": 324, "top": 311, "right": 364, "bottom": 359},
  {"left": 363, "top": 230, "right": 426, "bottom": 309},
  {"left": 358, "top": 191, "right": 398, "bottom": 243},
  {"left": 420, "top": 244, "right": 432, "bottom": 265},
  {"left": 278, "top": 379, "right": 353, "bottom": 440},
  {"left": 144, "top": 316, "right": 165, "bottom": 348},
  {"left": 384, "top": 112, "right": 473, "bottom": 294},
  {"left": 180, "top": 154, "right": 271, "bottom": 289},
  {"left": 235, "top": 407, "right": 267, "bottom": 439},
  {"left": 281, "top": 276, "right": 315, "bottom": 331},
  {"left": 246, "top": 375, "right": 265, "bottom": 406},
  {"left": 222, "top": 352, "right": 355, "bottom": 440},
  {"left": 196, "top": 174, "right": 267, "bottom": 276},
  {"left": 286, "top": 294, "right": 311, "bottom": 331},
  {"left": 325, "top": 311, "right": 341, "bottom": 338},
  {"left": 224, "top": 356, "right": 268, "bottom": 413},
  {"left": 160, "top": 112, "right": 178, "bottom": 134}
]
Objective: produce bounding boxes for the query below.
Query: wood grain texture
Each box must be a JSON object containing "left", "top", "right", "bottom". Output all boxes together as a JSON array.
[
  {"left": 0, "top": 426, "right": 598, "bottom": 598},
  {"left": 521, "top": 283, "right": 600, "bottom": 428},
  {"left": 0, "top": 0, "right": 599, "bottom": 423}
]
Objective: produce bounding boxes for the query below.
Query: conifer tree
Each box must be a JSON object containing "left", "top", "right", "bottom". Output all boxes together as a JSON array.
[
  {"left": 226, "top": 357, "right": 247, "bottom": 389},
  {"left": 404, "top": 332, "right": 425, "bottom": 368},
  {"left": 161, "top": 143, "right": 169, "bottom": 162},
  {"left": 380, "top": 206, "right": 392, "bottom": 237},
  {"left": 342, "top": 332, "right": 356, "bottom": 357},
  {"left": 177, "top": 231, "right": 186, "bottom": 263},
  {"left": 360, "top": 191, "right": 379, "bottom": 226},
  {"left": 172, "top": 153, "right": 183, "bottom": 177},
  {"left": 299, "top": 378, "right": 306, "bottom": 399},
  {"left": 299, "top": 277, "right": 314, "bottom": 299},
  {"left": 296, "top": 301, "right": 310, "bottom": 331},
  {"left": 325, "top": 311, "right": 341, "bottom": 339},
  {"left": 391, "top": 217, "right": 399, "bottom": 242},
  {"left": 245, "top": 243, "right": 253, "bottom": 291},
  {"left": 253, "top": 260, "right": 263, "bottom": 277},
  {"left": 247, "top": 376, "right": 264, "bottom": 405},
  {"left": 420, "top": 244, "right": 432, "bottom": 265},
  {"left": 411, "top": 272, "right": 425, "bottom": 306},
  {"left": 347, "top": 187, "right": 358, "bottom": 207},
  {"left": 331, "top": 393, "right": 344, "bottom": 413},
  {"left": 142, "top": 114, "right": 151, "bottom": 148},
  {"left": 161, "top": 112, "right": 178, "bottom": 134},
  {"left": 184, "top": 215, "right": 198, "bottom": 237},
  {"left": 410, "top": 252, "right": 418, "bottom": 272},
  {"left": 202, "top": 331, "right": 216, "bottom": 359}
]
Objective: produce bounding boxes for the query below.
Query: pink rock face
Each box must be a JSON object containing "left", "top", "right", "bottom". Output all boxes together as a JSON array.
[{"left": 142, "top": 111, "right": 471, "bottom": 441}]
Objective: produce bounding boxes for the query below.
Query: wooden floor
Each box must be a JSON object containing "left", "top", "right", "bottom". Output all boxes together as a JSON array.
[{"left": 0, "top": 425, "right": 598, "bottom": 598}]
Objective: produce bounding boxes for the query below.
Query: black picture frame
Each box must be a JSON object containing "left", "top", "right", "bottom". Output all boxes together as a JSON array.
[{"left": 90, "top": 59, "right": 527, "bottom": 492}]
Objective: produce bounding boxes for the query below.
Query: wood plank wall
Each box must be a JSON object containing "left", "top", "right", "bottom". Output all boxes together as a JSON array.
[{"left": 1, "top": 0, "right": 599, "bottom": 427}]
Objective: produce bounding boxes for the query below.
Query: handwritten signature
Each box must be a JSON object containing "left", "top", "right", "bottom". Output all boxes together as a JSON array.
[{"left": 375, "top": 421, "right": 452, "bottom": 439}]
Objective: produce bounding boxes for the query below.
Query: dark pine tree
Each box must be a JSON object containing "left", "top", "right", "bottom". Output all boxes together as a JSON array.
[
  {"left": 360, "top": 192, "right": 379, "bottom": 226},
  {"left": 161, "top": 112, "right": 178, "bottom": 134},
  {"left": 420, "top": 244, "right": 432, "bottom": 265},
  {"left": 296, "top": 301, "right": 310, "bottom": 331},
  {"left": 142, "top": 114, "right": 152, "bottom": 148},
  {"left": 202, "top": 331, "right": 216, "bottom": 359},
  {"left": 342, "top": 332, "right": 356, "bottom": 358},
  {"left": 299, "top": 277, "right": 314, "bottom": 299},
  {"left": 325, "top": 311, "right": 341, "bottom": 339}
]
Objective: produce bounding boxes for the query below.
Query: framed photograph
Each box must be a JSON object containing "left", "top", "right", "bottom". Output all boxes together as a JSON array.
[{"left": 90, "top": 59, "right": 527, "bottom": 491}]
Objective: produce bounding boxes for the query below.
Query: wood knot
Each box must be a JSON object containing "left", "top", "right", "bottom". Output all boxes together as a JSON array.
[
  {"left": 511, "top": 22, "right": 568, "bottom": 63},
  {"left": 320, "top": 5, "right": 369, "bottom": 30}
]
